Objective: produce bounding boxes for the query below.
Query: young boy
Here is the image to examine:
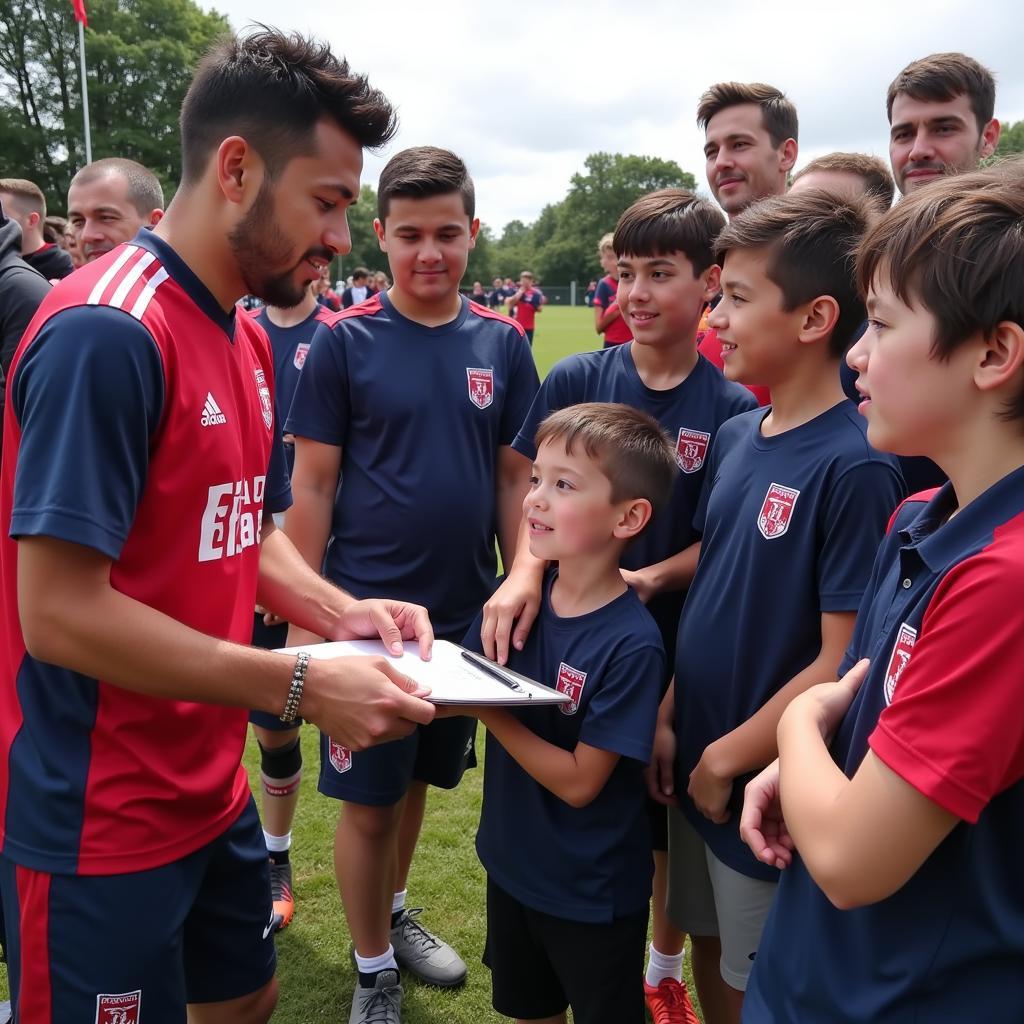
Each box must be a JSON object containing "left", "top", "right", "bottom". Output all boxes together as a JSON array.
[
  {"left": 740, "top": 164, "right": 1024, "bottom": 1022},
  {"left": 464, "top": 402, "right": 678, "bottom": 1024},
  {"left": 284, "top": 146, "right": 539, "bottom": 1023},
  {"left": 649, "top": 190, "right": 905, "bottom": 1023},
  {"left": 593, "top": 232, "right": 632, "bottom": 347},
  {"left": 485, "top": 188, "right": 756, "bottom": 1023},
  {"left": 508, "top": 269, "right": 542, "bottom": 345}
]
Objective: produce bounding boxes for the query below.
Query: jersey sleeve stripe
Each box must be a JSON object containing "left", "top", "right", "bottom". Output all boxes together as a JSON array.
[
  {"left": 129, "top": 267, "right": 169, "bottom": 321},
  {"left": 109, "top": 250, "right": 156, "bottom": 309},
  {"left": 86, "top": 245, "right": 140, "bottom": 305}
]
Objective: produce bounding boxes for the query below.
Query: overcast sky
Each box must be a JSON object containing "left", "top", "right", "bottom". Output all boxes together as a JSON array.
[{"left": 214, "top": 0, "right": 1023, "bottom": 231}]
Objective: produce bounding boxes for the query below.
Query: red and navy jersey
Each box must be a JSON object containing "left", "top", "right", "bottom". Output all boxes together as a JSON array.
[
  {"left": 286, "top": 291, "right": 540, "bottom": 636},
  {"left": 512, "top": 345, "right": 756, "bottom": 655},
  {"left": 512, "top": 287, "right": 542, "bottom": 331},
  {"left": 467, "top": 569, "right": 664, "bottom": 923},
  {"left": 675, "top": 401, "right": 905, "bottom": 879},
  {"left": 593, "top": 274, "right": 632, "bottom": 345},
  {"left": 747, "top": 471, "right": 1024, "bottom": 1021},
  {"left": 0, "top": 231, "right": 291, "bottom": 875}
]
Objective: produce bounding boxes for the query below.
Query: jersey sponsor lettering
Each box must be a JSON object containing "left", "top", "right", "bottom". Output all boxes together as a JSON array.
[
  {"left": 328, "top": 738, "right": 352, "bottom": 774},
  {"left": 884, "top": 622, "right": 918, "bottom": 705},
  {"left": 676, "top": 428, "right": 711, "bottom": 474},
  {"left": 200, "top": 392, "right": 227, "bottom": 427},
  {"left": 556, "top": 662, "right": 587, "bottom": 716},
  {"left": 198, "top": 475, "right": 266, "bottom": 562},
  {"left": 95, "top": 990, "right": 142, "bottom": 1024},
  {"left": 254, "top": 367, "right": 273, "bottom": 430},
  {"left": 293, "top": 342, "right": 310, "bottom": 370},
  {"left": 467, "top": 367, "right": 494, "bottom": 409},
  {"left": 757, "top": 482, "right": 800, "bottom": 539}
]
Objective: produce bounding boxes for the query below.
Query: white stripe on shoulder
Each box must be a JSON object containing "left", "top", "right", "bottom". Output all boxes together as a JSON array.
[
  {"left": 86, "top": 246, "right": 140, "bottom": 306},
  {"left": 109, "top": 250, "right": 156, "bottom": 310},
  {"left": 128, "top": 267, "right": 169, "bottom": 321}
]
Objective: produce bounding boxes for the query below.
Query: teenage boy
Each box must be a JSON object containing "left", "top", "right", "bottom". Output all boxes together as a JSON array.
[
  {"left": 0, "top": 29, "right": 439, "bottom": 1024},
  {"left": 508, "top": 269, "right": 542, "bottom": 345},
  {"left": 593, "top": 232, "right": 632, "bottom": 347},
  {"left": 649, "top": 191, "right": 905, "bottom": 1024},
  {"left": 0, "top": 178, "right": 73, "bottom": 280},
  {"left": 485, "top": 188, "right": 756, "bottom": 1023},
  {"left": 740, "top": 163, "right": 1024, "bottom": 1023},
  {"left": 464, "top": 402, "right": 677, "bottom": 1024},
  {"left": 285, "top": 145, "right": 539, "bottom": 1023},
  {"left": 887, "top": 52, "right": 1000, "bottom": 196}
]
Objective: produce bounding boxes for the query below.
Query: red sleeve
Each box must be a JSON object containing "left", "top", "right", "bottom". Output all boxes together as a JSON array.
[{"left": 869, "top": 529, "right": 1024, "bottom": 822}]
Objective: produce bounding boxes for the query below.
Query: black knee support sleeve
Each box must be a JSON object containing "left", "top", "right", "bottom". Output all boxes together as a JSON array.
[{"left": 258, "top": 735, "right": 302, "bottom": 792}]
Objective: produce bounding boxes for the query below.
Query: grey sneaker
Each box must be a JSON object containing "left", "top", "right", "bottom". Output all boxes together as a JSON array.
[
  {"left": 390, "top": 908, "right": 467, "bottom": 987},
  {"left": 348, "top": 968, "right": 403, "bottom": 1024}
]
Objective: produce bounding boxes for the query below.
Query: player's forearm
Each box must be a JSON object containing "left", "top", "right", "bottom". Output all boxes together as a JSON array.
[
  {"left": 495, "top": 450, "right": 532, "bottom": 569},
  {"left": 282, "top": 478, "right": 334, "bottom": 572},
  {"left": 634, "top": 542, "right": 701, "bottom": 597}
]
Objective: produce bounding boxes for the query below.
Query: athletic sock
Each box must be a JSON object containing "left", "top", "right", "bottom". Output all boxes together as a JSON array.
[
  {"left": 390, "top": 889, "right": 407, "bottom": 927},
  {"left": 264, "top": 829, "right": 291, "bottom": 866},
  {"left": 646, "top": 943, "right": 685, "bottom": 987},
  {"left": 355, "top": 945, "right": 399, "bottom": 987}
]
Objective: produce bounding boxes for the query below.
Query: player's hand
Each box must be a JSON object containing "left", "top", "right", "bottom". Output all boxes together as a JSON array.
[
  {"left": 481, "top": 569, "right": 542, "bottom": 665},
  {"left": 645, "top": 715, "right": 678, "bottom": 806},
  {"left": 255, "top": 603, "right": 287, "bottom": 628},
  {"left": 620, "top": 567, "right": 655, "bottom": 604},
  {"left": 331, "top": 598, "right": 434, "bottom": 660},
  {"left": 788, "top": 659, "right": 870, "bottom": 743},
  {"left": 687, "top": 744, "right": 733, "bottom": 824},
  {"left": 740, "top": 760, "right": 794, "bottom": 869},
  {"left": 301, "top": 655, "right": 435, "bottom": 750}
]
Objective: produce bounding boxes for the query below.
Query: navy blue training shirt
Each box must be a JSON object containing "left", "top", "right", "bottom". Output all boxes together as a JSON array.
[
  {"left": 676, "top": 400, "right": 905, "bottom": 880},
  {"left": 285, "top": 292, "right": 539, "bottom": 637},
  {"left": 512, "top": 345, "right": 756, "bottom": 654},
  {"left": 467, "top": 570, "right": 664, "bottom": 922}
]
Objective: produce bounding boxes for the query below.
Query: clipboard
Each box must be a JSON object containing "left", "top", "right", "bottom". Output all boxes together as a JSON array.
[{"left": 275, "top": 638, "right": 572, "bottom": 706}]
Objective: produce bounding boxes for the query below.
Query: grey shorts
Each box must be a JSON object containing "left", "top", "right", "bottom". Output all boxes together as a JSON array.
[{"left": 665, "top": 807, "right": 777, "bottom": 991}]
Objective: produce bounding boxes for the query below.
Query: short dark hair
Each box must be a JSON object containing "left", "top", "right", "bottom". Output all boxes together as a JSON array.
[
  {"left": 716, "top": 190, "right": 872, "bottom": 357},
  {"left": 377, "top": 146, "right": 475, "bottom": 222},
  {"left": 0, "top": 178, "right": 45, "bottom": 217},
  {"left": 792, "top": 153, "right": 895, "bottom": 214},
  {"left": 534, "top": 403, "right": 677, "bottom": 519},
  {"left": 857, "top": 159, "right": 1024, "bottom": 421},
  {"left": 352, "top": 267, "right": 368, "bottom": 281},
  {"left": 697, "top": 82, "right": 798, "bottom": 147},
  {"left": 613, "top": 189, "right": 725, "bottom": 276},
  {"left": 886, "top": 53, "right": 996, "bottom": 132},
  {"left": 69, "top": 158, "right": 164, "bottom": 215},
  {"left": 180, "top": 28, "right": 397, "bottom": 186},
  {"left": 43, "top": 215, "right": 66, "bottom": 244}
]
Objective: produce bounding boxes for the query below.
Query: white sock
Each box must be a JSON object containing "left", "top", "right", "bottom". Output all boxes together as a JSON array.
[
  {"left": 392, "top": 889, "right": 407, "bottom": 915},
  {"left": 263, "top": 829, "right": 291, "bottom": 853},
  {"left": 354, "top": 945, "right": 398, "bottom": 977},
  {"left": 646, "top": 943, "right": 685, "bottom": 987}
]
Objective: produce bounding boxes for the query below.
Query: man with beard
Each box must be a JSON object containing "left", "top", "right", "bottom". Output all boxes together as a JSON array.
[
  {"left": 66, "top": 157, "right": 164, "bottom": 263},
  {"left": 0, "top": 29, "right": 436, "bottom": 1023}
]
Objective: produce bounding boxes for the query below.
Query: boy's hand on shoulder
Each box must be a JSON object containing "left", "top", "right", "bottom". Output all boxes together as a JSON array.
[
  {"left": 688, "top": 741, "right": 735, "bottom": 824},
  {"left": 620, "top": 567, "right": 656, "bottom": 604},
  {"left": 331, "top": 598, "right": 434, "bottom": 660},
  {"left": 739, "top": 760, "right": 794, "bottom": 869},
  {"left": 481, "top": 569, "right": 543, "bottom": 664}
]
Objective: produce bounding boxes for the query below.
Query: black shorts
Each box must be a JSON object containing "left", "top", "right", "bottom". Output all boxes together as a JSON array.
[
  {"left": 483, "top": 877, "right": 648, "bottom": 1024},
  {"left": 647, "top": 796, "right": 670, "bottom": 852}
]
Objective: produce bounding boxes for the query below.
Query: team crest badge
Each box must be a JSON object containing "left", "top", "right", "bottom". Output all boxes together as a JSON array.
[
  {"left": 556, "top": 662, "right": 587, "bottom": 716},
  {"left": 467, "top": 367, "right": 494, "bottom": 409},
  {"left": 675, "top": 428, "right": 711, "bottom": 474},
  {"left": 757, "top": 482, "right": 800, "bottom": 539},
  {"left": 329, "top": 738, "right": 352, "bottom": 774},
  {"left": 884, "top": 622, "right": 917, "bottom": 704},
  {"left": 95, "top": 991, "right": 142, "bottom": 1024},
  {"left": 254, "top": 368, "right": 273, "bottom": 431},
  {"left": 293, "top": 343, "right": 310, "bottom": 370}
]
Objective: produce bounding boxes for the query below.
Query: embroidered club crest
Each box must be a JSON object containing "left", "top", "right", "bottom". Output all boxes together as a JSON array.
[
  {"left": 293, "top": 343, "right": 310, "bottom": 370},
  {"left": 757, "top": 482, "right": 800, "bottom": 539},
  {"left": 254, "top": 368, "right": 273, "bottom": 431},
  {"left": 467, "top": 367, "right": 494, "bottom": 410},
  {"left": 676, "top": 428, "right": 711, "bottom": 474},
  {"left": 556, "top": 662, "right": 587, "bottom": 716},
  {"left": 329, "top": 739, "right": 352, "bottom": 774},
  {"left": 96, "top": 991, "right": 142, "bottom": 1024},
  {"left": 884, "top": 622, "right": 917, "bottom": 705}
]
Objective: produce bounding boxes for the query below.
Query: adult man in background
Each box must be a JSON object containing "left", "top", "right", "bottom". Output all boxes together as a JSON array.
[
  {"left": 0, "top": 179, "right": 73, "bottom": 280},
  {"left": 790, "top": 152, "right": 895, "bottom": 215}
]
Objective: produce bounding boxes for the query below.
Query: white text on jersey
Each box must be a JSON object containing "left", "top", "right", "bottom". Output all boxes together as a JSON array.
[{"left": 198, "top": 476, "right": 266, "bottom": 562}]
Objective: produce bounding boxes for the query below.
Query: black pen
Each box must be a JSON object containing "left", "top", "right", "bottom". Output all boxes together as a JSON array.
[{"left": 460, "top": 649, "right": 527, "bottom": 695}]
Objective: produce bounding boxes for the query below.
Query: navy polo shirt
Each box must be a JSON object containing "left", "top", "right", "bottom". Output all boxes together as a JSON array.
[
  {"left": 676, "top": 400, "right": 904, "bottom": 880},
  {"left": 513, "top": 344, "right": 756, "bottom": 654},
  {"left": 467, "top": 570, "right": 664, "bottom": 923},
  {"left": 285, "top": 291, "right": 539, "bottom": 637},
  {"left": 746, "top": 471, "right": 1024, "bottom": 1022}
]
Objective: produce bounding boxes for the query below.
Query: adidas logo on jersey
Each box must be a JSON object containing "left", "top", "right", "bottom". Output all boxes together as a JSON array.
[{"left": 201, "top": 393, "right": 227, "bottom": 427}]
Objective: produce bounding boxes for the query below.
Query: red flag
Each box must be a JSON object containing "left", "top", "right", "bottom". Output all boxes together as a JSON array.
[{"left": 71, "top": 0, "right": 87, "bottom": 25}]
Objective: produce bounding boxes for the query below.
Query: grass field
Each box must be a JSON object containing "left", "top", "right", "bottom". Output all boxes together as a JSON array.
[{"left": 1, "top": 307, "right": 709, "bottom": 1020}]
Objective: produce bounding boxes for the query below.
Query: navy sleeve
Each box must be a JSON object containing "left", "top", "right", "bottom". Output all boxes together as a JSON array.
[
  {"left": 9, "top": 305, "right": 164, "bottom": 559},
  {"left": 510, "top": 358, "right": 579, "bottom": 459},
  {"left": 284, "top": 320, "right": 349, "bottom": 446},
  {"left": 580, "top": 642, "right": 664, "bottom": 763},
  {"left": 818, "top": 460, "right": 906, "bottom": 611},
  {"left": 264, "top": 396, "right": 292, "bottom": 514},
  {"left": 499, "top": 334, "right": 541, "bottom": 447}
]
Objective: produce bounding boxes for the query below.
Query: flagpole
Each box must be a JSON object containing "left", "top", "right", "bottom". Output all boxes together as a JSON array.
[{"left": 78, "top": 18, "right": 92, "bottom": 163}]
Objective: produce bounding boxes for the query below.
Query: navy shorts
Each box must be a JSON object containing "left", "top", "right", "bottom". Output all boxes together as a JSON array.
[
  {"left": 249, "top": 611, "right": 303, "bottom": 732},
  {"left": 484, "top": 877, "right": 648, "bottom": 1024},
  {"left": 0, "top": 798, "right": 275, "bottom": 1020}
]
